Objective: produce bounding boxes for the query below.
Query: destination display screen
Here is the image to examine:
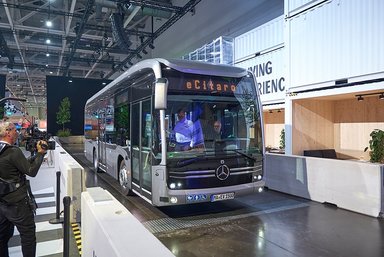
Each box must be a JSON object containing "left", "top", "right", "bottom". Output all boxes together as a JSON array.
[
  {"left": 184, "top": 78, "right": 237, "bottom": 93},
  {"left": 164, "top": 72, "right": 252, "bottom": 95}
]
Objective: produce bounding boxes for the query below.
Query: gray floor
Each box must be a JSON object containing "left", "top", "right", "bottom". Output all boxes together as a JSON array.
[{"left": 63, "top": 143, "right": 384, "bottom": 257}]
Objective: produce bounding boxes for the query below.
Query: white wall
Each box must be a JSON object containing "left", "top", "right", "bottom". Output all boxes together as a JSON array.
[
  {"left": 234, "top": 16, "right": 285, "bottom": 105},
  {"left": 286, "top": 0, "right": 384, "bottom": 90},
  {"left": 266, "top": 153, "right": 384, "bottom": 217},
  {"left": 235, "top": 16, "right": 284, "bottom": 60},
  {"left": 285, "top": 0, "right": 322, "bottom": 15}
]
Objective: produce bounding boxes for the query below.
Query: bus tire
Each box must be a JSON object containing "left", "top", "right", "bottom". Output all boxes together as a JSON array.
[
  {"left": 93, "top": 149, "right": 101, "bottom": 172},
  {"left": 118, "top": 159, "right": 134, "bottom": 196}
]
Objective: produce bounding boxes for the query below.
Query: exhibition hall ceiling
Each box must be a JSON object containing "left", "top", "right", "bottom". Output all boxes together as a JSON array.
[{"left": 0, "top": 0, "right": 200, "bottom": 108}]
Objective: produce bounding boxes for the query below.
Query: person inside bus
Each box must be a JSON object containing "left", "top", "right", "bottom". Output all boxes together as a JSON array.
[
  {"left": 203, "top": 120, "right": 223, "bottom": 149},
  {"left": 174, "top": 108, "right": 194, "bottom": 151},
  {"left": 174, "top": 107, "right": 204, "bottom": 151},
  {"left": 213, "top": 120, "right": 223, "bottom": 139},
  {"left": 190, "top": 103, "right": 205, "bottom": 149}
]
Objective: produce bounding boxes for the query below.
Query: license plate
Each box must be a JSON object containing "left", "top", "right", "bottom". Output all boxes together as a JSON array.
[{"left": 211, "top": 192, "right": 235, "bottom": 202}]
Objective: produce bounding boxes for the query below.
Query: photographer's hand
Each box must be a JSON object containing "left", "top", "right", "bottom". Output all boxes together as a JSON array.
[{"left": 36, "top": 140, "right": 48, "bottom": 154}]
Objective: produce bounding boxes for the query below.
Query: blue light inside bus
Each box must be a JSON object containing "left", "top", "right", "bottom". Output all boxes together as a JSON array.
[
  {"left": 186, "top": 194, "right": 207, "bottom": 202},
  {"left": 84, "top": 124, "right": 92, "bottom": 130}
]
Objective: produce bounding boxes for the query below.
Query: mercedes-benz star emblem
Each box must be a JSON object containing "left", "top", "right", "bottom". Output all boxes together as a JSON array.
[{"left": 216, "top": 165, "right": 230, "bottom": 181}]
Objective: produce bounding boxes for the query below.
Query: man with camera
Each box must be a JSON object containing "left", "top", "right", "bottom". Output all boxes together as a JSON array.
[{"left": 0, "top": 121, "right": 47, "bottom": 257}]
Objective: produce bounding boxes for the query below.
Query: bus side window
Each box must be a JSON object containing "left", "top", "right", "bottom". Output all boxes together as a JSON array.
[{"left": 114, "top": 104, "right": 130, "bottom": 146}]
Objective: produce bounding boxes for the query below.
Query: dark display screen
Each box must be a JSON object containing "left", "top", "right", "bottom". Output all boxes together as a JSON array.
[{"left": 165, "top": 72, "right": 246, "bottom": 96}]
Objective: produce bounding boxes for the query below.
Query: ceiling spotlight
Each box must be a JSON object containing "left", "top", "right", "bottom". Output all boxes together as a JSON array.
[
  {"left": 68, "top": 79, "right": 73, "bottom": 83},
  {"left": 46, "top": 20, "right": 52, "bottom": 27},
  {"left": 46, "top": 38, "right": 51, "bottom": 44},
  {"left": 355, "top": 92, "right": 384, "bottom": 101},
  {"left": 46, "top": 52, "right": 50, "bottom": 57}
]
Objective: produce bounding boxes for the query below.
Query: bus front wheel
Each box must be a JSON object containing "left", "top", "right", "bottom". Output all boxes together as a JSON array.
[
  {"left": 119, "top": 160, "right": 133, "bottom": 196},
  {"left": 93, "top": 150, "right": 100, "bottom": 172}
]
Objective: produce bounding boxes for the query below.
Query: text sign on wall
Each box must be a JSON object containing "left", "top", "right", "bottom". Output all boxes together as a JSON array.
[{"left": 236, "top": 48, "right": 285, "bottom": 104}]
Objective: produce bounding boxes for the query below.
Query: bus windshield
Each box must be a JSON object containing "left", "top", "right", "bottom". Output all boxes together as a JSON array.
[{"left": 153, "top": 71, "right": 263, "bottom": 161}]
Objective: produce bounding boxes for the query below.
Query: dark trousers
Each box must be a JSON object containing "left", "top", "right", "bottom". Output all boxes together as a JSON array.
[{"left": 0, "top": 198, "right": 36, "bottom": 257}]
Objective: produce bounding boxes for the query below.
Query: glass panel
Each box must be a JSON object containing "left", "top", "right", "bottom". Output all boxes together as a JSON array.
[
  {"left": 114, "top": 104, "right": 130, "bottom": 146},
  {"left": 131, "top": 103, "right": 140, "bottom": 184},
  {"left": 154, "top": 70, "right": 262, "bottom": 162},
  {"left": 141, "top": 100, "right": 152, "bottom": 191}
]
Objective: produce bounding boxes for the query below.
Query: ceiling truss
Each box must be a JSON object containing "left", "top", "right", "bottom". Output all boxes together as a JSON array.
[{"left": 0, "top": 0, "right": 201, "bottom": 109}]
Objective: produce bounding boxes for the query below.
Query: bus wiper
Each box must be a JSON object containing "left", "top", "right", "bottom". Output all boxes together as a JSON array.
[{"left": 231, "top": 149, "right": 255, "bottom": 160}]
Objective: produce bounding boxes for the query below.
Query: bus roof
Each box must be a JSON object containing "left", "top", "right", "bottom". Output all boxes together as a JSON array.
[
  {"left": 156, "top": 58, "right": 249, "bottom": 77},
  {"left": 86, "top": 58, "right": 250, "bottom": 105}
]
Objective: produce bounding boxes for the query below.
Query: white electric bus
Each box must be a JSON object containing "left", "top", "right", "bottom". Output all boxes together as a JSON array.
[{"left": 84, "top": 58, "right": 265, "bottom": 206}]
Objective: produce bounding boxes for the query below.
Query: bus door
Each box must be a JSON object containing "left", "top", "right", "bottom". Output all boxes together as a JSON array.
[
  {"left": 131, "top": 99, "right": 152, "bottom": 199},
  {"left": 97, "top": 109, "right": 107, "bottom": 171}
]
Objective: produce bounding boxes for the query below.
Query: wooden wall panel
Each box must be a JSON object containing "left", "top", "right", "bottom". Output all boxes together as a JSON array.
[
  {"left": 292, "top": 100, "right": 334, "bottom": 155},
  {"left": 263, "top": 110, "right": 285, "bottom": 149},
  {"left": 291, "top": 96, "right": 384, "bottom": 160},
  {"left": 334, "top": 97, "right": 384, "bottom": 160}
]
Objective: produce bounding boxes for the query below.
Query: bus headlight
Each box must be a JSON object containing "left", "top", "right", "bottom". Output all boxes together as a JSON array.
[
  {"left": 169, "top": 183, "right": 176, "bottom": 189},
  {"left": 170, "top": 197, "right": 178, "bottom": 204},
  {"left": 258, "top": 187, "right": 263, "bottom": 193},
  {"left": 257, "top": 175, "right": 262, "bottom": 180}
]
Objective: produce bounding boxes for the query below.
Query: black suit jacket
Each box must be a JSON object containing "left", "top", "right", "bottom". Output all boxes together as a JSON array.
[{"left": 0, "top": 144, "right": 44, "bottom": 203}]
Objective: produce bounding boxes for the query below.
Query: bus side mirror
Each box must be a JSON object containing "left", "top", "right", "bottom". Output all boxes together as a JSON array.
[{"left": 154, "top": 78, "right": 168, "bottom": 110}]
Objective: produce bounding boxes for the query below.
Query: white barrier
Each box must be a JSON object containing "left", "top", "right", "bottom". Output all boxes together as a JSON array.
[
  {"left": 265, "top": 153, "right": 384, "bottom": 217},
  {"left": 54, "top": 142, "right": 85, "bottom": 223},
  {"left": 81, "top": 187, "right": 175, "bottom": 257}
]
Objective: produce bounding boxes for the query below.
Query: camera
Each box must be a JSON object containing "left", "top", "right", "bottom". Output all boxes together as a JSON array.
[{"left": 25, "top": 125, "right": 56, "bottom": 153}]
